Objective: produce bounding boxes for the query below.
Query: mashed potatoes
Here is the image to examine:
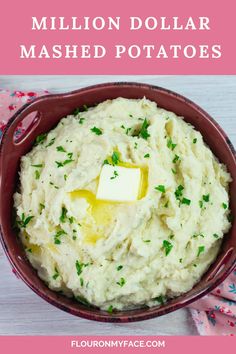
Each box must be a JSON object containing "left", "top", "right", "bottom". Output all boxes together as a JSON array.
[{"left": 14, "top": 97, "right": 232, "bottom": 311}]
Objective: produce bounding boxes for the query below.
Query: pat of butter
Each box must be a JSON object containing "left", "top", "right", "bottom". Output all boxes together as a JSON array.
[{"left": 96, "top": 165, "right": 141, "bottom": 202}]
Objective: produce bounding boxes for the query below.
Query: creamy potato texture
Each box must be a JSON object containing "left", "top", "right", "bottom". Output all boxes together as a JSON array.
[{"left": 14, "top": 97, "right": 232, "bottom": 311}]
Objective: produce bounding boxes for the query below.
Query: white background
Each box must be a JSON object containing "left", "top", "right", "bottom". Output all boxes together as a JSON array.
[{"left": 0, "top": 75, "right": 235, "bottom": 335}]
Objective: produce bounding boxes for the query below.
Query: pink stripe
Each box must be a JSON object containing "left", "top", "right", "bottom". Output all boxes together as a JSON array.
[{"left": 0, "top": 336, "right": 235, "bottom": 354}]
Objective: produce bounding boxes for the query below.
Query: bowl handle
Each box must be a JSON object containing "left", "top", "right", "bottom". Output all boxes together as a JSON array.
[
  {"left": 5, "top": 104, "right": 42, "bottom": 146},
  {"left": 0, "top": 101, "right": 44, "bottom": 185}
]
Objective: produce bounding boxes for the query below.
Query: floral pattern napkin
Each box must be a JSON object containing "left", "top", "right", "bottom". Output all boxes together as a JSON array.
[
  {"left": 0, "top": 89, "right": 48, "bottom": 140},
  {"left": 0, "top": 87, "right": 235, "bottom": 335},
  {"left": 189, "top": 269, "right": 236, "bottom": 335}
]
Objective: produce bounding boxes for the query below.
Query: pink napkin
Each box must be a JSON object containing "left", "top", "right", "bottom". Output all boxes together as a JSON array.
[
  {"left": 0, "top": 87, "right": 235, "bottom": 335},
  {"left": 0, "top": 88, "right": 48, "bottom": 140},
  {"left": 189, "top": 270, "right": 236, "bottom": 335}
]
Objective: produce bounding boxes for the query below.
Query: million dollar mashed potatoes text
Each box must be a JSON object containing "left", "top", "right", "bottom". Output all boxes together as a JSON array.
[{"left": 14, "top": 97, "right": 232, "bottom": 311}]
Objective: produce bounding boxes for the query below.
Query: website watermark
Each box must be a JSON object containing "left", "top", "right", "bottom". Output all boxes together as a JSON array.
[{"left": 71, "top": 339, "right": 166, "bottom": 349}]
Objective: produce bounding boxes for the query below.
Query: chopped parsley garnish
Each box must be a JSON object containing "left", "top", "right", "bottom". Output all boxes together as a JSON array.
[
  {"left": 162, "top": 240, "right": 173, "bottom": 256},
  {"left": 73, "top": 107, "right": 80, "bottom": 116},
  {"left": 56, "top": 146, "right": 66, "bottom": 152},
  {"left": 110, "top": 170, "right": 119, "bottom": 180},
  {"left": 17, "top": 213, "right": 34, "bottom": 228},
  {"left": 167, "top": 137, "right": 177, "bottom": 151},
  {"left": 49, "top": 181, "right": 59, "bottom": 189},
  {"left": 68, "top": 216, "right": 74, "bottom": 224},
  {"left": 60, "top": 207, "right": 68, "bottom": 223},
  {"left": 144, "top": 153, "right": 150, "bottom": 158},
  {"left": 203, "top": 194, "right": 210, "bottom": 202},
  {"left": 80, "top": 278, "right": 84, "bottom": 287},
  {"left": 31, "top": 164, "right": 43, "bottom": 168},
  {"left": 134, "top": 142, "right": 138, "bottom": 149},
  {"left": 222, "top": 203, "right": 228, "bottom": 209},
  {"left": 175, "top": 185, "right": 184, "bottom": 200},
  {"left": 193, "top": 233, "right": 205, "bottom": 238},
  {"left": 171, "top": 168, "right": 177, "bottom": 175},
  {"left": 117, "top": 265, "right": 123, "bottom": 271},
  {"left": 126, "top": 127, "right": 131, "bottom": 135},
  {"left": 154, "top": 295, "right": 165, "bottom": 305},
  {"left": 75, "top": 260, "right": 83, "bottom": 276},
  {"left": 55, "top": 161, "right": 63, "bottom": 168},
  {"left": 193, "top": 138, "right": 197, "bottom": 144},
  {"left": 46, "top": 137, "right": 56, "bottom": 147},
  {"left": 34, "top": 133, "right": 47, "bottom": 146},
  {"left": 26, "top": 248, "right": 32, "bottom": 253},
  {"left": 181, "top": 198, "right": 191, "bottom": 205},
  {"left": 121, "top": 125, "right": 125, "bottom": 129},
  {"left": 54, "top": 230, "right": 66, "bottom": 245},
  {"left": 139, "top": 118, "right": 150, "bottom": 140},
  {"left": 199, "top": 200, "right": 203, "bottom": 208},
  {"left": 63, "top": 159, "right": 74, "bottom": 166},
  {"left": 103, "top": 159, "right": 109, "bottom": 165},
  {"left": 164, "top": 201, "right": 169, "bottom": 208},
  {"left": 55, "top": 154, "right": 74, "bottom": 168},
  {"left": 227, "top": 214, "right": 233, "bottom": 222},
  {"left": 116, "top": 277, "right": 126, "bottom": 287},
  {"left": 79, "top": 117, "right": 85, "bottom": 124},
  {"left": 197, "top": 245, "right": 205, "bottom": 257},
  {"left": 155, "top": 185, "right": 166, "bottom": 193},
  {"left": 91, "top": 126, "right": 103, "bottom": 135},
  {"left": 111, "top": 151, "right": 120, "bottom": 165},
  {"left": 75, "top": 260, "right": 89, "bottom": 276},
  {"left": 169, "top": 234, "right": 174, "bottom": 240},
  {"left": 172, "top": 154, "right": 180, "bottom": 163},
  {"left": 107, "top": 305, "right": 113, "bottom": 314},
  {"left": 64, "top": 174, "right": 68, "bottom": 181},
  {"left": 52, "top": 267, "right": 59, "bottom": 280},
  {"left": 35, "top": 170, "right": 40, "bottom": 180},
  {"left": 129, "top": 114, "right": 133, "bottom": 118},
  {"left": 213, "top": 233, "right": 219, "bottom": 238},
  {"left": 179, "top": 258, "right": 183, "bottom": 263},
  {"left": 143, "top": 239, "right": 151, "bottom": 243}
]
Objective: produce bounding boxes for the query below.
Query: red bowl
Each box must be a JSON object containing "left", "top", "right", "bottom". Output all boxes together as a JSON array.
[{"left": 0, "top": 82, "right": 235, "bottom": 322}]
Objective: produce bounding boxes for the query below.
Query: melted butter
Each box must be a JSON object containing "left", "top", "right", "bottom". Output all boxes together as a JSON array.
[
  {"left": 23, "top": 232, "right": 59, "bottom": 255},
  {"left": 47, "top": 243, "right": 60, "bottom": 254},
  {"left": 69, "top": 160, "right": 148, "bottom": 245},
  {"left": 70, "top": 190, "right": 114, "bottom": 245},
  {"left": 22, "top": 231, "right": 41, "bottom": 254},
  {"left": 81, "top": 223, "right": 103, "bottom": 244},
  {"left": 28, "top": 244, "right": 41, "bottom": 254},
  {"left": 70, "top": 190, "right": 113, "bottom": 224},
  {"left": 139, "top": 166, "right": 149, "bottom": 199}
]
